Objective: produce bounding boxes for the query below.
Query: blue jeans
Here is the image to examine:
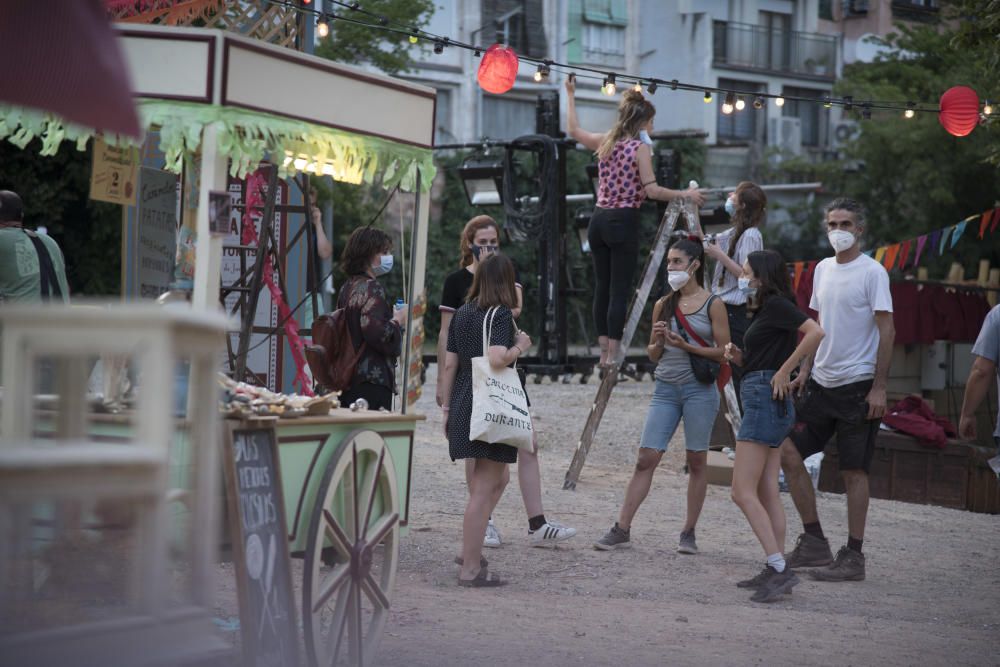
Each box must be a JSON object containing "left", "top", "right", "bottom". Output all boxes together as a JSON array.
[
  {"left": 737, "top": 370, "right": 795, "bottom": 447},
  {"left": 639, "top": 379, "right": 720, "bottom": 452}
]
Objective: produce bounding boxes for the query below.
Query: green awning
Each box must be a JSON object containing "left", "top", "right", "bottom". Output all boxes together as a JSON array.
[{"left": 0, "top": 99, "right": 436, "bottom": 192}]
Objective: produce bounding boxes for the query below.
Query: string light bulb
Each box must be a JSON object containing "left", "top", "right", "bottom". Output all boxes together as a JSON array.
[
  {"left": 433, "top": 40, "right": 444, "bottom": 54},
  {"left": 862, "top": 103, "right": 872, "bottom": 120},
  {"left": 904, "top": 103, "right": 915, "bottom": 119},
  {"left": 634, "top": 81, "right": 643, "bottom": 93},
  {"left": 823, "top": 97, "right": 833, "bottom": 109},
  {"left": 843, "top": 96, "right": 854, "bottom": 112},
  {"left": 775, "top": 96, "right": 785, "bottom": 107},
  {"left": 647, "top": 81, "right": 658, "bottom": 95},
  {"left": 670, "top": 79, "right": 678, "bottom": 91},
  {"left": 409, "top": 34, "right": 418, "bottom": 44},
  {"left": 604, "top": 73, "right": 617, "bottom": 96},
  {"left": 753, "top": 96, "right": 764, "bottom": 109},
  {"left": 534, "top": 63, "right": 550, "bottom": 82},
  {"left": 984, "top": 100, "right": 993, "bottom": 115},
  {"left": 316, "top": 15, "right": 329, "bottom": 37},
  {"left": 703, "top": 91, "right": 712, "bottom": 104},
  {"left": 735, "top": 96, "right": 746, "bottom": 111},
  {"left": 722, "top": 92, "right": 735, "bottom": 115}
]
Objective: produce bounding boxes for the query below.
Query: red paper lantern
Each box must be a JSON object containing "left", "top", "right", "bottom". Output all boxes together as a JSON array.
[
  {"left": 477, "top": 44, "right": 519, "bottom": 94},
  {"left": 939, "top": 85, "right": 980, "bottom": 137}
]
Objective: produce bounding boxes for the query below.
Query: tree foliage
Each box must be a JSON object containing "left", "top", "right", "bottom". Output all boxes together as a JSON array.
[
  {"left": 764, "top": 4, "right": 1000, "bottom": 275},
  {"left": 314, "top": 0, "right": 435, "bottom": 75}
]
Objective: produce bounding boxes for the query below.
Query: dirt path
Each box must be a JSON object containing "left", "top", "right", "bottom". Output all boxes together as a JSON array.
[{"left": 373, "top": 366, "right": 999, "bottom": 667}]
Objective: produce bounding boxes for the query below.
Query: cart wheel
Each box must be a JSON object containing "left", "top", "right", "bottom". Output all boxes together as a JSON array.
[{"left": 302, "top": 429, "right": 400, "bottom": 667}]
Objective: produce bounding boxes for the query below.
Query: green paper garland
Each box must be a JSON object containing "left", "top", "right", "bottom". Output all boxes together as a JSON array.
[{"left": 0, "top": 100, "right": 435, "bottom": 192}]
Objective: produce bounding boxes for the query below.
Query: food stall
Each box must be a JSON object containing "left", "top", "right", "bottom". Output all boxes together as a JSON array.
[{"left": 1, "top": 20, "right": 435, "bottom": 667}]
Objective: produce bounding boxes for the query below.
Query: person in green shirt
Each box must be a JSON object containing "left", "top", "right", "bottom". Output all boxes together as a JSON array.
[{"left": 0, "top": 190, "right": 70, "bottom": 304}]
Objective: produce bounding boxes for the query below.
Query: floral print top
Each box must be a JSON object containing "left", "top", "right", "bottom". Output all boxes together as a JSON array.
[
  {"left": 339, "top": 275, "right": 402, "bottom": 391},
  {"left": 597, "top": 138, "right": 646, "bottom": 209}
]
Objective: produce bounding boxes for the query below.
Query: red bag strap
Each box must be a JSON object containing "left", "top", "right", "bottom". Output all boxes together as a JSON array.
[{"left": 674, "top": 297, "right": 715, "bottom": 348}]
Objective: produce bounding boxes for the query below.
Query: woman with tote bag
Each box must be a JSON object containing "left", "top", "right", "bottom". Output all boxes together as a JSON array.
[{"left": 439, "top": 253, "right": 531, "bottom": 587}]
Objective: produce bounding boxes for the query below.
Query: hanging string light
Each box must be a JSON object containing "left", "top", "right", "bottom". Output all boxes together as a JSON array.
[
  {"left": 633, "top": 81, "right": 642, "bottom": 93},
  {"left": 984, "top": 100, "right": 993, "bottom": 115},
  {"left": 316, "top": 13, "right": 330, "bottom": 37},
  {"left": 533, "top": 62, "right": 550, "bottom": 82},
  {"left": 603, "top": 73, "right": 617, "bottom": 96},
  {"left": 735, "top": 96, "right": 746, "bottom": 111},
  {"left": 753, "top": 96, "right": 764, "bottom": 109},
  {"left": 647, "top": 81, "right": 658, "bottom": 95},
  {"left": 722, "top": 92, "right": 735, "bottom": 115},
  {"left": 862, "top": 103, "right": 872, "bottom": 120},
  {"left": 266, "top": 0, "right": 978, "bottom": 119}
]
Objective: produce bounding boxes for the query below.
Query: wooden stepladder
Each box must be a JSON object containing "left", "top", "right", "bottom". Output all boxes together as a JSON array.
[{"left": 563, "top": 197, "right": 743, "bottom": 490}]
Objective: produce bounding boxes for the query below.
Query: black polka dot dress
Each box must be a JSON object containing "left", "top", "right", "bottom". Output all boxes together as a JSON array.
[{"left": 446, "top": 303, "right": 518, "bottom": 464}]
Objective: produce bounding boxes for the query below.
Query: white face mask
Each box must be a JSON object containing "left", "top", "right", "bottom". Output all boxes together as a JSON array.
[
  {"left": 724, "top": 196, "right": 736, "bottom": 217},
  {"left": 828, "top": 229, "right": 857, "bottom": 253},
  {"left": 737, "top": 277, "right": 757, "bottom": 297},
  {"left": 667, "top": 270, "right": 690, "bottom": 291},
  {"left": 638, "top": 129, "right": 654, "bottom": 146}
]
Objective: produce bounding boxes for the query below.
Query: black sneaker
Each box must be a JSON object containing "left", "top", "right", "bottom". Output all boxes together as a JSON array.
[
  {"left": 786, "top": 533, "right": 833, "bottom": 568},
  {"left": 736, "top": 566, "right": 774, "bottom": 589},
  {"left": 809, "top": 546, "right": 866, "bottom": 582},
  {"left": 593, "top": 523, "right": 631, "bottom": 550},
  {"left": 750, "top": 567, "right": 800, "bottom": 603}
]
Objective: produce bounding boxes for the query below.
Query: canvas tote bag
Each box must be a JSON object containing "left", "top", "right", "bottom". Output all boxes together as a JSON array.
[{"left": 468, "top": 307, "right": 534, "bottom": 450}]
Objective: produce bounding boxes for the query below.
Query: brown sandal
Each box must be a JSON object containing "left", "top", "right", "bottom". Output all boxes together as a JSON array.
[
  {"left": 457, "top": 568, "right": 506, "bottom": 587},
  {"left": 454, "top": 555, "right": 488, "bottom": 568}
]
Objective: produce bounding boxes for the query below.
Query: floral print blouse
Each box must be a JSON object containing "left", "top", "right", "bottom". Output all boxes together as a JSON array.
[{"left": 339, "top": 275, "right": 402, "bottom": 391}]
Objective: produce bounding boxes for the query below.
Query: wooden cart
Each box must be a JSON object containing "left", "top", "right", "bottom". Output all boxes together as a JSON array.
[{"left": 225, "top": 410, "right": 420, "bottom": 667}]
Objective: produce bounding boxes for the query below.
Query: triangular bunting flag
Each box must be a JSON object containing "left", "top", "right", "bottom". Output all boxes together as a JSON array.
[
  {"left": 991, "top": 208, "right": 1000, "bottom": 234},
  {"left": 951, "top": 220, "right": 968, "bottom": 248},
  {"left": 980, "top": 211, "right": 992, "bottom": 239},
  {"left": 898, "top": 240, "right": 912, "bottom": 270},
  {"left": 884, "top": 243, "right": 901, "bottom": 270},
  {"left": 793, "top": 262, "right": 805, "bottom": 291},
  {"left": 928, "top": 229, "right": 943, "bottom": 256},
  {"left": 938, "top": 227, "right": 952, "bottom": 255},
  {"left": 914, "top": 235, "right": 928, "bottom": 266},
  {"left": 864, "top": 249, "right": 875, "bottom": 257},
  {"left": 874, "top": 247, "right": 887, "bottom": 264}
]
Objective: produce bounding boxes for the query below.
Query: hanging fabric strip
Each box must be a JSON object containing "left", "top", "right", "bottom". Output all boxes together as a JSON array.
[
  {"left": 938, "top": 227, "right": 952, "bottom": 255},
  {"left": 898, "top": 239, "right": 912, "bottom": 270},
  {"left": 883, "top": 243, "right": 901, "bottom": 271},
  {"left": 951, "top": 220, "right": 968, "bottom": 248},
  {"left": 914, "top": 235, "right": 928, "bottom": 266}
]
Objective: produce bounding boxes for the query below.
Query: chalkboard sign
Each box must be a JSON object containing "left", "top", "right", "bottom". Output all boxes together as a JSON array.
[{"left": 222, "top": 424, "right": 300, "bottom": 667}]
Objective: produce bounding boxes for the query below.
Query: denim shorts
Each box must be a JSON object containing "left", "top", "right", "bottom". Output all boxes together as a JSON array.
[
  {"left": 639, "top": 379, "right": 720, "bottom": 452},
  {"left": 737, "top": 370, "right": 795, "bottom": 448}
]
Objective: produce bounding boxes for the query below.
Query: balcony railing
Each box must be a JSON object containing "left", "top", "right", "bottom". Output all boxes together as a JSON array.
[{"left": 713, "top": 21, "right": 837, "bottom": 80}]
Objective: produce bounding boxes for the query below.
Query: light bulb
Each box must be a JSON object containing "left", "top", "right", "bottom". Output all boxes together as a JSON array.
[
  {"left": 634, "top": 82, "right": 642, "bottom": 93},
  {"left": 775, "top": 96, "right": 785, "bottom": 107},
  {"left": 753, "top": 96, "right": 764, "bottom": 110},
  {"left": 983, "top": 101, "right": 993, "bottom": 115},
  {"left": 722, "top": 102, "right": 734, "bottom": 115},
  {"left": 735, "top": 97, "right": 746, "bottom": 111},
  {"left": 409, "top": 35, "right": 418, "bottom": 44},
  {"left": 647, "top": 81, "right": 658, "bottom": 95},
  {"left": 703, "top": 91, "right": 713, "bottom": 103},
  {"left": 904, "top": 108, "right": 915, "bottom": 119},
  {"left": 316, "top": 18, "right": 329, "bottom": 37}
]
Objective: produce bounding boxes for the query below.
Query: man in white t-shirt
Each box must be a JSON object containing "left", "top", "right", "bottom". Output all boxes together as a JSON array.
[{"left": 780, "top": 198, "right": 895, "bottom": 582}]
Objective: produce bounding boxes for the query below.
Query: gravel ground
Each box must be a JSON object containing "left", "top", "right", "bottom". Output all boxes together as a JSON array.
[{"left": 371, "top": 364, "right": 1000, "bottom": 667}]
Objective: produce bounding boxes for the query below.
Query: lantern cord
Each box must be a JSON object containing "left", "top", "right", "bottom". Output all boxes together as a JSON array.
[
  {"left": 259, "top": 0, "right": 997, "bottom": 116},
  {"left": 502, "top": 135, "right": 559, "bottom": 241}
]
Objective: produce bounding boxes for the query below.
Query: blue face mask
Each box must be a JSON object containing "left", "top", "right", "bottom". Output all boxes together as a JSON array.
[
  {"left": 471, "top": 244, "right": 498, "bottom": 261},
  {"left": 725, "top": 197, "right": 736, "bottom": 217},
  {"left": 738, "top": 277, "right": 757, "bottom": 298},
  {"left": 638, "top": 129, "right": 654, "bottom": 146},
  {"left": 372, "top": 254, "right": 393, "bottom": 276}
]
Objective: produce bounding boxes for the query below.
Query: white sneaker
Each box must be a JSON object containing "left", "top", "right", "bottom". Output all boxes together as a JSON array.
[
  {"left": 483, "top": 519, "right": 502, "bottom": 548},
  {"left": 529, "top": 521, "right": 577, "bottom": 547}
]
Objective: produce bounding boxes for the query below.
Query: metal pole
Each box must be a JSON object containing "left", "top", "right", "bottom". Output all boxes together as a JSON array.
[{"left": 400, "top": 172, "right": 422, "bottom": 415}]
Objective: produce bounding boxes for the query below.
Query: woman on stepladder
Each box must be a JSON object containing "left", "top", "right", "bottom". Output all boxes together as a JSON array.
[
  {"left": 565, "top": 74, "right": 704, "bottom": 371},
  {"left": 594, "top": 239, "right": 729, "bottom": 555},
  {"left": 724, "top": 249, "right": 825, "bottom": 603},
  {"left": 436, "top": 216, "right": 576, "bottom": 551}
]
